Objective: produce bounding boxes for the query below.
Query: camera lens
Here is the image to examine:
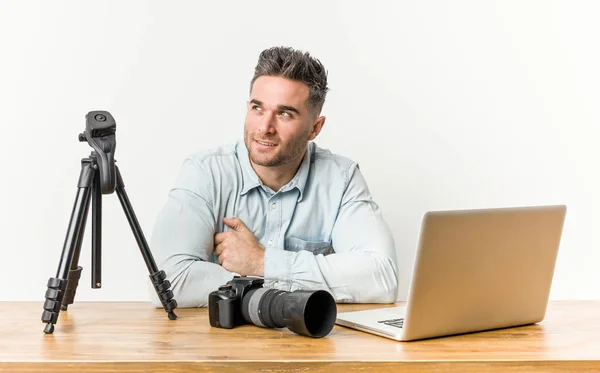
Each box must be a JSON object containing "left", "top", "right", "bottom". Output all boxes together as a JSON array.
[{"left": 241, "top": 287, "right": 337, "bottom": 338}]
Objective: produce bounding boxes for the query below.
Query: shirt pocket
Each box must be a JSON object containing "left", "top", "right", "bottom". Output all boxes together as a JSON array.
[{"left": 285, "top": 237, "right": 333, "bottom": 256}]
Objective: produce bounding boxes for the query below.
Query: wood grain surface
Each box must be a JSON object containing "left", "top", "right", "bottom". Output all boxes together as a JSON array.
[{"left": 0, "top": 301, "right": 599, "bottom": 372}]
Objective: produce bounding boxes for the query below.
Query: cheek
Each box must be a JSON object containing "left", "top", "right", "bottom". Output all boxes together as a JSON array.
[
  {"left": 244, "top": 117, "right": 256, "bottom": 134},
  {"left": 285, "top": 124, "right": 310, "bottom": 140},
  {"left": 278, "top": 130, "right": 299, "bottom": 145}
]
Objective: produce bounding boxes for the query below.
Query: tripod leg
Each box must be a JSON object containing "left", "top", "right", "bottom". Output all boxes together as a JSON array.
[
  {"left": 60, "top": 205, "right": 87, "bottom": 311},
  {"left": 114, "top": 166, "right": 177, "bottom": 320},
  {"left": 42, "top": 160, "right": 95, "bottom": 334},
  {"left": 62, "top": 160, "right": 100, "bottom": 309},
  {"left": 91, "top": 166, "right": 102, "bottom": 289}
]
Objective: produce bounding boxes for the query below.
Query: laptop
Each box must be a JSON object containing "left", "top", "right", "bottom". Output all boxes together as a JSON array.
[{"left": 335, "top": 205, "right": 567, "bottom": 341}]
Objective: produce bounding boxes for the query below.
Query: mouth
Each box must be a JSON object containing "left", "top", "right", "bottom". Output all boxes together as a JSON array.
[{"left": 254, "top": 139, "right": 277, "bottom": 147}]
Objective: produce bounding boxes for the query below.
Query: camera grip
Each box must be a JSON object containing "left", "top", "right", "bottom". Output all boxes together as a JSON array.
[{"left": 208, "top": 291, "right": 237, "bottom": 328}]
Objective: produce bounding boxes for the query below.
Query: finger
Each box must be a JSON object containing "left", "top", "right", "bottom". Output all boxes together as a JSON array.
[
  {"left": 214, "top": 242, "right": 225, "bottom": 256},
  {"left": 223, "top": 217, "right": 247, "bottom": 232},
  {"left": 214, "top": 231, "right": 230, "bottom": 245},
  {"left": 216, "top": 247, "right": 226, "bottom": 264}
]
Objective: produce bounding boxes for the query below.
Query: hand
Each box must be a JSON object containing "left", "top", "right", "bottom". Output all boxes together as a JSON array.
[{"left": 214, "top": 217, "right": 265, "bottom": 276}]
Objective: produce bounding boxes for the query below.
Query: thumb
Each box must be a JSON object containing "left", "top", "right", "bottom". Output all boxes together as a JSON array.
[{"left": 223, "top": 217, "right": 247, "bottom": 232}]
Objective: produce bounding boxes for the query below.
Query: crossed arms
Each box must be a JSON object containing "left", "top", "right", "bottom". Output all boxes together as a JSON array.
[{"left": 149, "top": 159, "right": 399, "bottom": 307}]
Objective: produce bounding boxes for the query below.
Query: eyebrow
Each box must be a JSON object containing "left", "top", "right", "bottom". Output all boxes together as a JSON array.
[{"left": 250, "top": 99, "right": 300, "bottom": 115}]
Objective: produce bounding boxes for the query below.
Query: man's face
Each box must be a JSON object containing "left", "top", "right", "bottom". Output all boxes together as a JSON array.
[{"left": 244, "top": 76, "right": 323, "bottom": 168}]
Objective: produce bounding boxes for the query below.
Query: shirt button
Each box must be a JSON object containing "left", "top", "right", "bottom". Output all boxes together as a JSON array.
[
  {"left": 271, "top": 203, "right": 276, "bottom": 210},
  {"left": 268, "top": 240, "right": 273, "bottom": 247}
]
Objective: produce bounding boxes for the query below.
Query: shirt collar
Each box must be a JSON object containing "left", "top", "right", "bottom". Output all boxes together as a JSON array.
[
  {"left": 237, "top": 140, "right": 313, "bottom": 201},
  {"left": 237, "top": 141, "right": 262, "bottom": 195},
  {"left": 285, "top": 142, "right": 312, "bottom": 201}
]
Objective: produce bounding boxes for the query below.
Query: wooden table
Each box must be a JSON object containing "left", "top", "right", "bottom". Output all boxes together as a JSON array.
[{"left": 0, "top": 301, "right": 599, "bottom": 372}]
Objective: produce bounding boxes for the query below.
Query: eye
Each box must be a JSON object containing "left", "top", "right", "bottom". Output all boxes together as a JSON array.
[
  {"left": 251, "top": 105, "right": 263, "bottom": 113},
  {"left": 278, "top": 111, "right": 292, "bottom": 118}
]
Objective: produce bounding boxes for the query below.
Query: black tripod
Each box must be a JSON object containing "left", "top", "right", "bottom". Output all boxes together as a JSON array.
[{"left": 41, "top": 111, "right": 177, "bottom": 334}]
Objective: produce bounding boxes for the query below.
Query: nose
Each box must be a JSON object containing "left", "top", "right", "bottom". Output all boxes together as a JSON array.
[{"left": 257, "top": 111, "right": 276, "bottom": 134}]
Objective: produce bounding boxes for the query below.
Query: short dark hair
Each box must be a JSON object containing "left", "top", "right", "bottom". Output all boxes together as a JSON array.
[{"left": 251, "top": 46, "right": 329, "bottom": 116}]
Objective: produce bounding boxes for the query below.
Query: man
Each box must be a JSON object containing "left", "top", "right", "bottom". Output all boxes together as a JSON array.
[{"left": 150, "top": 46, "right": 398, "bottom": 307}]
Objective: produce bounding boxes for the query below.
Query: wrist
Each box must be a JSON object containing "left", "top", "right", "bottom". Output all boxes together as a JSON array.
[{"left": 254, "top": 248, "right": 265, "bottom": 276}]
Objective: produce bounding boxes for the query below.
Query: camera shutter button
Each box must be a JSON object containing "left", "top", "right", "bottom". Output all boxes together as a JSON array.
[{"left": 273, "top": 281, "right": 279, "bottom": 288}]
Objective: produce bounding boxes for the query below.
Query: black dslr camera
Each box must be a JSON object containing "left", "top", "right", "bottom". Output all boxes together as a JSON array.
[{"left": 208, "top": 276, "right": 337, "bottom": 338}]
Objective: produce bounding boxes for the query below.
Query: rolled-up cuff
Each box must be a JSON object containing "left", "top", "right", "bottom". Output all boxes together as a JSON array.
[{"left": 263, "top": 249, "right": 294, "bottom": 291}]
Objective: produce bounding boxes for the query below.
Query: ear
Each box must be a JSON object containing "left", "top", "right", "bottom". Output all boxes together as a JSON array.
[{"left": 308, "top": 116, "right": 326, "bottom": 141}]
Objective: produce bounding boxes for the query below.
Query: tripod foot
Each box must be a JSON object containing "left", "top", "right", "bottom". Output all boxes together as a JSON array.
[
  {"left": 150, "top": 270, "right": 178, "bottom": 320},
  {"left": 42, "top": 277, "right": 67, "bottom": 333}
]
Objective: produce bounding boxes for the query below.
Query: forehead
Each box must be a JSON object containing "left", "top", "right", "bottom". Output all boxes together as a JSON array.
[{"left": 250, "top": 76, "right": 309, "bottom": 109}]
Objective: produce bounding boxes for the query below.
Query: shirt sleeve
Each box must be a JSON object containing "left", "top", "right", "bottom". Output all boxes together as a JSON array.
[
  {"left": 263, "top": 165, "right": 399, "bottom": 303},
  {"left": 148, "top": 158, "right": 236, "bottom": 308}
]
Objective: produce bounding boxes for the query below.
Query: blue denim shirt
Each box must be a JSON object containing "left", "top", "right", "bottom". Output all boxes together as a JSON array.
[{"left": 149, "top": 141, "right": 398, "bottom": 307}]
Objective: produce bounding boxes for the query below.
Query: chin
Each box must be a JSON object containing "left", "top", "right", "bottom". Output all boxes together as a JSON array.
[
  {"left": 251, "top": 156, "right": 276, "bottom": 167},
  {"left": 250, "top": 152, "right": 283, "bottom": 167}
]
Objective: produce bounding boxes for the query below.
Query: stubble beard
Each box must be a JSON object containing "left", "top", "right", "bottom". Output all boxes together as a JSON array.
[{"left": 244, "top": 129, "right": 309, "bottom": 167}]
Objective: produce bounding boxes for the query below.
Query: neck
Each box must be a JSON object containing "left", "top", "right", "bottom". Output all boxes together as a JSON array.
[{"left": 250, "top": 151, "right": 306, "bottom": 192}]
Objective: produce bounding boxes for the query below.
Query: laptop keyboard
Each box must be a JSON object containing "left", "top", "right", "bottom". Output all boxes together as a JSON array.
[{"left": 377, "top": 318, "right": 404, "bottom": 329}]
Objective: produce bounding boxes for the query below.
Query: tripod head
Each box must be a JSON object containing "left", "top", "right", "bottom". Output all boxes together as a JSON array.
[{"left": 78, "top": 111, "right": 116, "bottom": 194}]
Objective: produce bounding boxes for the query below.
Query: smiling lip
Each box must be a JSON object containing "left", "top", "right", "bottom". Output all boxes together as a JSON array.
[{"left": 255, "top": 139, "right": 277, "bottom": 147}]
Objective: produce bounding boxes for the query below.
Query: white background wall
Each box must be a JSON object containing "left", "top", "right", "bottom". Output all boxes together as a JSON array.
[{"left": 0, "top": 0, "right": 598, "bottom": 302}]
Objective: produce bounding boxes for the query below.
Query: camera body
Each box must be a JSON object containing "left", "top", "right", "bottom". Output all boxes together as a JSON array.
[
  {"left": 208, "top": 276, "right": 263, "bottom": 329},
  {"left": 209, "top": 275, "right": 337, "bottom": 337}
]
